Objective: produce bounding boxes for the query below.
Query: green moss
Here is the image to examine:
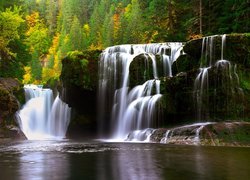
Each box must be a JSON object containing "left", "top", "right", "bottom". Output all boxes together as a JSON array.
[
  {"left": 184, "top": 33, "right": 250, "bottom": 67},
  {"left": 201, "top": 122, "right": 250, "bottom": 146},
  {"left": 61, "top": 49, "right": 101, "bottom": 90}
]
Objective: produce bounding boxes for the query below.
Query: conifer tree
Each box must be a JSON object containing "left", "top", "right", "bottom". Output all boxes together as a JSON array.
[{"left": 69, "top": 16, "right": 83, "bottom": 51}]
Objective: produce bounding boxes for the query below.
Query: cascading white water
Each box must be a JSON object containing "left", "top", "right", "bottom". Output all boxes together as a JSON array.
[
  {"left": 17, "top": 85, "right": 71, "bottom": 140},
  {"left": 194, "top": 35, "right": 225, "bottom": 120},
  {"left": 114, "top": 80, "right": 162, "bottom": 138},
  {"left": 125, "top": 128, "right": 155, "bottom": 142},
  {"left": 194, "top": 67, "right": 210, "bottom": 120},
  {"left": 98, "top": 43, "right": 183, "bottom": 140},
  {"left": 159, "top": 122, "right": 214, "bottom": 145},
  {"left": 194, "top": 34, "right": 243, "bottom": 121}
]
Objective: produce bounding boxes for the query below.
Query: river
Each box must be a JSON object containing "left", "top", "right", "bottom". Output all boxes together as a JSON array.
[{"left": 0, "top": 140, "right": 249, "bottom": 180}]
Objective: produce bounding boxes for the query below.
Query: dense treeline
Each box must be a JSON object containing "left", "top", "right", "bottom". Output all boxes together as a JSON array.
[{"left": 0, "top": 0, "right": 249, "bottom": 83}]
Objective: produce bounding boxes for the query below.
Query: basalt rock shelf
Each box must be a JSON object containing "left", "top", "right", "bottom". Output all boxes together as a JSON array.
[{"left": 127, "top": 122, "right": 250, "bottom": 146}]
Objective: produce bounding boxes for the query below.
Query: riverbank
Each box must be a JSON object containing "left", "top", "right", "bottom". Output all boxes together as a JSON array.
[{"left": 0, "top": 125, "right": 26, "bottom": 143}]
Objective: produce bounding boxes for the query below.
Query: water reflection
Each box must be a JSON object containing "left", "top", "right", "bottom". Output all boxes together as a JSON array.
[
  {"left": 96, "top": 144, "right": 250, "bottom": 180},
  {"left": 18, "top": 152, "right": 69, "bottom": 180},
  {"left": 0, "top": 141, "right": 250, "bottom": 180},
  {"left": 97, "top": 145, "right": 160, "bottom": 180},
  {"left": 0, "top": 141, "right": 70, "bottom": 180}
]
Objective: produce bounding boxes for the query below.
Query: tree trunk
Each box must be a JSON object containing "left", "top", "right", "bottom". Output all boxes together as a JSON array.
[{"left": 199, "top": 0, "right": 202, "bottom": 34}]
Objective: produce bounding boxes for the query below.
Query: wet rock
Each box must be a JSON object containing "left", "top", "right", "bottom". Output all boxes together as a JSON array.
[
  {"left": 0, "top": 125, "right": 26, "bottom": 143},
  {"left": 169, "top": 33, "right": 250, "bottom": 121},
  {"left": 150, "top": 122, "right": 250, "bottom": 146},
  {"left": 200, "top": 122, "right": 250, "bottom": 146},
  {"left": 183, "top": 33, "right": 250, "bottom": 67},
  {"left": 0, "top": 78, "right": 24, "bottom": 125}
]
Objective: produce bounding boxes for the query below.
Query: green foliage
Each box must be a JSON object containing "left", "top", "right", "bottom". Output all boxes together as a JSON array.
[
  {"left": 61, "top": 49, "right": 101, "bottom": 90},
  {"left": 1, "top": 0, "right": 250, "bottom": 83},
  {"left": 45, "top": 0, "right": 59, "bottom": 36},
  {"left": 25, "top": 12, "right": 50, "bottom": 55},
  {"left": 67, "top": 50, "right": 84, "bottom": 60},
  {"left": 25, "top": 12, "right": 50, "bottom": 82},
  {"left": 122, "top": 0, "right": 144, "bottom": 44},
  {"left": 0, "top": 6, "right": 24, "bottom": 55},
  {"left": 0, "top": 6, "right": 27, "bottom": 79},
  {"left": 68, "top": 16, "right": 84, "bottom": 51},
  {"left": 62, "top": 50, "right": 90, "bottom": 89},
  {"left": 102, "top": 5, "right": 115, "bottom": 47},
  {"left": 30, "top": 51, "right": 42, "bottom": 81}
]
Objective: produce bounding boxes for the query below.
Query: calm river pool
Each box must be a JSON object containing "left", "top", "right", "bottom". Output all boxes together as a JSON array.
[{"left": 0, "top": 140, "right": 250, "bottom": 180}]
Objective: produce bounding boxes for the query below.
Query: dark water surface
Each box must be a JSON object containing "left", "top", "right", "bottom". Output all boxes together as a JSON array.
[{"left": 0, "top": 140, "right": 250, "bottom": 180}]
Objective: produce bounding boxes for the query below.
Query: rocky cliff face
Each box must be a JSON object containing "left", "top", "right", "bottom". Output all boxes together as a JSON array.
[
  {"left": 162, "top": 33, "right": 250, "bottom": 123},
  {"left": 60, "top": 50, "right": 101, "bottom": 137},
  {"left": 0, "top": 78, "right": 25, "bottom": 141},
  {"left": 0, "top": 78, "right": 24, "bottom": 124}
]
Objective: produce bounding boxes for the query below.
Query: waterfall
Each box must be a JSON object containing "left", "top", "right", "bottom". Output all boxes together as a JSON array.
[
  {"left": 194, "top": 67, "right": 210, "bottom": 120},
  {"left": 98, "top": 43, "right": 183, "bottom": 140},
  {"left": 17, "top": 85, "right": 71, "bottom": 140},
  {"left": 194, "top": 34, "right": 243, "bottom": 121}
]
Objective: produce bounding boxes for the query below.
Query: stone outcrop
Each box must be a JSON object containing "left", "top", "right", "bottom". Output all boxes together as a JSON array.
[
  {"left": 0, "top": 78, "right": 25, "bottom": 141},
  {"left": 150, "top": 122, "right": 250, "bottom": 146},
  {"left": 0, "top": 125, "right": 26, "bottom": 142},
  {"left": 60, "top": 50, "right": 101, "bottom": 137},
  {"left": 0, "top": 78, "right": 24, "bottom": 125},
  {"left": 160, "top": 33, "right": 250, "bottom": 123}
]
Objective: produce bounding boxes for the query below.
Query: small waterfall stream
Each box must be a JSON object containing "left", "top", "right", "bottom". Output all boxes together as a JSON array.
[
  {"left": 193, "top": 34, "right": 243, "bottom": 121},
  {"left": 98, "top": 43, "right": 183, "bottom": 140},
  {"left": 17, "top": 85, "right": 71, "bottom": 140},
  {"left": 159, "top": 122, "right": 214, "bottom": 145}
]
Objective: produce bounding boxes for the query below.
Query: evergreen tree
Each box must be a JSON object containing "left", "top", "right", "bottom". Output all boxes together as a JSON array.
[
  {"left": 68, "top": 16, "right": 83, "bottom": 51},
  {"left": 82, "top": 23, "right": 91, "bottom": 49},
  {"left": 102, "top": 5, "right": 115, "bottom": 47},
  {"left": 45, "top": 0, "right": 59, "bottom": 36},
  {"left": 89, "top": 0, "right": 112, "bottom": 49},
  {"left": 25, "top": 12, "right": 50, "bottom": 81},
  {"left": 123, "top": 0, "right": 144, "bottom": 44},
  {"left": 148, "top": 0, "right": 168, "bottom": 41}
]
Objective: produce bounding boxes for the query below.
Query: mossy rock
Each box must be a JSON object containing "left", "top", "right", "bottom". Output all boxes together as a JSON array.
[
  {"left": 129, "top": 54, "right": 155, "bottom": 87},
  {"left": 150, "top": 122, "right": 250, "bottom": 146},
  {"left": 60, "top": 49, "right": 102, "bottom": 91},
  {"left": 200, "top": 122, "right": 250, "bottom": 146},
  {"left": 60, "top": 50, "right": 101, "bottom": 135},
  {"left": 159, "top": 71, "right": 197, "bottom": 124},
  {"left": 0, "top": 78, "right": 24, "bottom": 125},
  {"left": 181, "top": 34, "right": 250, "bottom": 121},
  {"left": 172, "top": 54, "right": 200, "bottom": 75},
  {"left": 183, "top": 33, "right": 250, "bottom": 67}
]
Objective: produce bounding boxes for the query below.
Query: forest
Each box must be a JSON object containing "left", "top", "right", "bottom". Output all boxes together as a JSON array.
[{"left": 0, "top": 0, "right": 249, "bottom": 84}]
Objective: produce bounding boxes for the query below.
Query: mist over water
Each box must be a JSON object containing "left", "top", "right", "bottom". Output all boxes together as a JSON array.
[{"left": 17, "top": 85, "right": 71, "bottom": 140}]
